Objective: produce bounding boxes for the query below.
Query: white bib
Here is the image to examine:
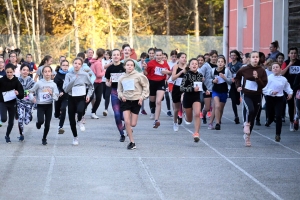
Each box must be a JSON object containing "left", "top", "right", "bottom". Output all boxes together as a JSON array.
[
  {"left": 175, "top": 78, "right": 183, "bottom": 86},
  {"left": 2, "top": 90, "right": 17, "bottom": 102},
  {"left": 193, "top": 82, "right": 203, "bottom": 91},
  {"left": 39, "top": 92, "right": 52, "bottom": 102},
  {"left": 216, "top": 76, "right": 225, "bottom": 84},
  {"left": 154, "top": 67, "right": 165, "bottom": 76},
  {"left": 122, "top": 79, "right": 135, "bottom": 91},
  {"left": 289, "top": 66, "right": 300, "bottom": 74},
  {"left": 72, "top": 86, "right": 86, "bottom": 97},
  {"left": 245, "top": 80, "right": 258, "bottom": 91},
  {"left": 111, "top": 73, "right": 125, "bottom": 82}
]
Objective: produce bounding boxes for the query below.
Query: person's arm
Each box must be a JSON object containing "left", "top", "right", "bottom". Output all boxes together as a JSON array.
[
  {"left": 284, "top": 80, "right": 293, "bottom": 95},
  {"left": 16, "top": 81, "right": 24, "bottom": 99},
  {"left": 281, "top": 61, "right": 293, "bottom": 76},
  {"left": 34, "top": 69, "right": 39, "bottom": 82},
  {"left": 63, "top": 74, "right": 76, "bottom": 93},
  {"left": 180, "top": 73, "right": 193, "bottom": 92},
  {"left": 139, "top": 74, "right": 150, "bottom": 100},
  {"left": 171, "top": 64, "right": 184, "bottom": 81},
  {"left": 256, "top": 70, "right": 268, "bottom": 89},
  {"left": 104, "top": 61, "right": 113, "bottom": 69},
  {"left": 52, "top": 83, "right": 59, "bottom": 101},
  {"left": 85, "top": 74, "right": 94, "bottom": 98},
  {"left": 235, "top": 69, "right": 242, "bottom": 89},
  {"left": 117, "top": 77, "right": 124, "bottom": 100}
]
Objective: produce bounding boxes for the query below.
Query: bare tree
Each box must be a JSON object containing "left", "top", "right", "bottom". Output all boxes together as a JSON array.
[
  {"left": 35, "top": 0, "right": 41, "bottom": 62},
  {"left": 74, "top": 0, "right": 79, "bottom": 54},
  {"left": 4, "top": 0, "right": 16, "bottom": 47},
  {"left": 194, "top": 0, "right": 199, "bottom": 41},
  {"left": 128, "top": 0, "right": 133, "bottom": 47},
  {"left": 166, "top": 0, "right": 170, "bottom": 35},
  {"left": 39, "top": 0, "right": 46, "bottom": 35},
  {"left": 103, "top": 0, "right": 114, "bottom": 49},
  {"left": 30, "top": 0, "right": 36, "bottom": 61},
  {"left": 10, "top": 0, "right": 22, "bottom": 47},
  {"left": 89, "top": 0, "right": 95, "bottom": 49},
  {"left": 208, "top": 1, "right": 215, "bottom": 36}
]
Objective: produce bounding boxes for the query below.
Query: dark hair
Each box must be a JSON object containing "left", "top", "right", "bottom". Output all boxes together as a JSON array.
[
  {"left": 73, "top": 57, "right": 83, "bottom": 65},
  {"left": 271, "top": 40, "right": 279, "bottom": 49},
  {"left": 148, "top": 48, "right": 155, "bottom": 53},
  {"left": 96, "top": 48, "right": 105, "bottom": 59},
  {"left": 5, "top": 63, "right": 16, "bottom": 71},
  {"left": 155, "top": 49, "right": 163, "bottom": 54},
  {"left": 55, "top": 60, "right": 69, "bottom": 72},
  {"left": 209, "top": 50, "right": 218, "bottom": 56},
  {"left": 9, "top": 52, "right": 17, "bottom": 58},
  {"left": 86, "top": 48, "right": 94, "bottom": 53},
  {"left": 111, "top": 49, "right": 121, "bottom": 54},
  {"left": 276, "top": 53, "right": 284, "bottom": 59},
  {"left": 140, "top": 52, "right": 147, "bottom": 59},
  {"left": 163, "top": 53, "right": 168, "bottom": 59},
  {"left": 39, "top": 55, "right": 52, "bottom": 67},
  {"left": 42, "top": 66, "right": 53, "bottom": 73},
  {"left": 26, "top": 54, "right": 32, "bottom": 58},
  {"left": 177, "top": 52, "right": 187, "bottom": 59},
  {"left": 217, "top": 56, "right": 227, "bottom": 65},
  {"left": 288, "top": 47, "right": 298, "bottom": 55},
  {"left": 230, "top": 49, "right": 242, "bottom": 62},
  {"left": 76, "top": 52, "right": 85, "bottom": 60},
  {"left": 204, "top": 53, "right": 209, "bottom": 57},
  {"left": 271, "top": 62, "right": 281, "bottom": 68},
  {"left": 124, "top": 59, "right": 135, "bottom": 68},
  {"left": 186, "top": 58, "right": 198, "bottom": 72},
  {"left": 259, "top": 52, "right": 266, "bottom": 65},
  {"left": 197, "top": 55, "right": 205, "bottom": 60},
  {"left": 244, "top": 53, "right": 250, "bottom": 58},
  {"left": 170, "top": 50, "right": 178, "bottom": 56},
  {"left": 105, "top": 49, "right": 112, "bottom": 59},
  {"left": 122, "top": 44, "right": 131, "bottom": 50},
  {"left": 21, "top": 63, "right": 30, "bottom": 71},
  {"left": 59, "top": 56, "right": 66, "bottom": 61}
]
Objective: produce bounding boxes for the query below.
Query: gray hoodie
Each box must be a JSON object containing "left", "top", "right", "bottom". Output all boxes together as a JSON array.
[
  {"left": 63, "top": 70, "right": 94, "bottom": 97},
  {"left": 29, "top": 79, "right": 59, "bottom": 104},
  {"left": 199, "top": 62, "right": 214, "bottom": 91}
]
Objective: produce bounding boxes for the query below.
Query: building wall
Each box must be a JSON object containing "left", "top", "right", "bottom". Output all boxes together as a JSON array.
[{"left": 288, "top": 1, "right": 300, "bottom": 52}]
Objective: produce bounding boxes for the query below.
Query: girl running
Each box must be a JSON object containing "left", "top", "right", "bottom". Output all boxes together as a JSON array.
[
  {"left": 0, "top": 64, "right": 24, "bottom": 143},
  {"left": 34, "top": 55, "right": 53, "bottom": 81},
  {"left": 102, "top": 50, "right": 112, "bottom": 116},
  {"left": 105, "top": 49, "right": 126, "bottom": 142},
  {"left": 118, "top": 59, "right": 149, "bottom": 149},
  {"left": 235, "top": 51, "right": 268, "bottom": 147},
  {"left": 29, "top": 66, "right": 59, "bottom": 145},
  {"left": 138, "top": 52, "right": 148, "bottom": 115},
  {"left": 54, "top": 59, "right": 69, "bottom": 134},
  {"left": 17, "top": 63, "right": 35, "bottom": 141},
  {"left": 0, "top": 57, "right": 6, "bottom": 127},
  {"left": 263, "top": 62, "right": 293, "bottom": 142},
  {"left": 63, "top": 58, "right": 94, "bottom": 145},
  {"left": 180, "top": 58, "right": 209, "bottom": 142}
]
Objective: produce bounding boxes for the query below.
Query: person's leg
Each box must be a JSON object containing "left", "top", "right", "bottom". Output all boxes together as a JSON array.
[
  {"left": 76, "top": 97, "right": 86, "bottom": 122},
  {"left": 149, "top": 96, "right": 156, "bottom": 114},
  {"left": 287, "top": 95, "right": 295, "bottom": 123},
  {"left": 212, "top": 97, "right": 221, "bottom": 124},
  {"left": 265, "top": 96, "right": 275, "bottom": 125},
  {"left": 173, "top": 102, "right": 181, "bottom": 123},
  {"left": 202, "top": 97, "right": 211, "bottom": 117},
  {"left": 6, "top": 103, "right": 15, "bottom": 137},
  {"left": 192, "top": 102, "right": 201, "bottom": 134},
  {"left": 42, "top": 104, "right": 53, "bottom": 140},
  {"left": 59, "top": 98, "right": 68, "bottom": 128},
  {"left": 36, "top": 104, "right": 45, "bottom": 128},
  {"left": 54, "top": 99, "right": 62, "bottom": 118},
  {"left": 24, "top": 103, "right": 33, "bottom": 125},
  {"left": 92, "top": 83, "right": 103, "bottom": 114},
  {"left": 123, "top": 111, "right": 134, "bottom": 142},
  {"left": 0, "top": 102, "right": 8, "bottom": 124},
  {"left": 68, "top": 96, "right": 78, "bottom": 137},
  {"left": 165, "top": 89, "right": 171, "bottom": 115},
  {"left": 250, "top": 95, "right": 262, "bottom": 133},
  {"left": 274, "top": 97, "right": 283, "bottom": 138},
  {"left": 154, "top": 90, "right": 165, "bottom": 121},
  {"left": 17, "top": 102, "right": 25, "bottom": 135},
  {"left": 104, "top": 85, "right": 111, "bottom": 110},
  {"left": 111, "top": 89, "right": 125, "bottom": 136},
  {"left": 184, "top": 108, "right": 193, "bottom": 122}
]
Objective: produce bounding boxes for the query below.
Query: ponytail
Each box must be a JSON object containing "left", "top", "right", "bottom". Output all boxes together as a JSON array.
[{"left": 39, "top": 55, "right": 52, "bottom": 67}]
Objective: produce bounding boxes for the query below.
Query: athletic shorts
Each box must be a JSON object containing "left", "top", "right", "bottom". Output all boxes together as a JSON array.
[
  {"left": 172, "top": 85, "right": 183, "bottom": 103},
  {"left": 149, "top": 80, "right": 166, "bottom": 96},
  {"left": 212, "top": 91, "right": 228, "bottom": 103},
  {"left": 183, "top": 93, "right": 200, "bottom": 108},
  {"left": 203, "top": 92, "right": 212, "bottom": 98},
  {"left": 120, "top": 100, "right": 141, "bottom": 115}
]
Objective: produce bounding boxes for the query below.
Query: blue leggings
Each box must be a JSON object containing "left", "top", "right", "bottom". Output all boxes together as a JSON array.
[{"left": 111, "top": 88, "right": 124, "bottom": 136}]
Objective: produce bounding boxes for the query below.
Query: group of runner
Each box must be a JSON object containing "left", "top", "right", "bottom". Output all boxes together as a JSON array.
[{"left": 0, "top": 40, "right": 299, "bottom": 149}]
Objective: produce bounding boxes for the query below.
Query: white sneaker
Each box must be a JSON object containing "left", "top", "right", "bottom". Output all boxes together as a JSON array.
[
  {"left": 73, "top": 137, "right": 79, "bottom": 145},
  {"left": 173, "top": 123, "right": 179, "bottom": 132},
  {"left": 103, "top": 110, "right": 108, "bottom": 116},
  {"left": 290, "top": 122, "right": 295, "bottom": 132},
  {"left": 91, "top": 113, "right": 99, "bottom": 119},
  {"left": 78, "top": 121, "right": 85, "bottom": 131},
  {"left": 150, "top": 113, "right": 154, "bottom": 119}
]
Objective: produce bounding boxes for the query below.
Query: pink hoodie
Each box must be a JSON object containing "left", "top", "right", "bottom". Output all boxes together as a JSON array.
[{"left": 90, "top": 59, "right": 105, "bottom": 83}]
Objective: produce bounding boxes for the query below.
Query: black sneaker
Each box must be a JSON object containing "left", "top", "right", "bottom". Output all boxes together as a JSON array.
[
  {"left": 275, "top": 135, "right": 281, "bottom": 142},
  {"left": 202, "top": 117, "right": 207, "bottom": 124},
  {"left": 256, "top": 120, "right": 261, "bottom": 126},
  {"left": 215, "top": 123, "right": 221, "bottom": 130},
  {"left": 265, "top": 122, "right": 270, "bottom": 127},
  {"left": 167, "top": 111, "right": 173, "bottom": 117},
  {"left": 282, "top": 117, "right": 285, "bottom": 123},
  {"left": 127, "top": 142, "right": 136, "bottom": 150},
  {"left": 234, "top": 117, "right": 240, "bottom": 124},
  {"left": 36, "top": 122, "right": 41, "bottom": 129},
  {"left": 42, "top": 139, "right": 47, "bottom": 145},
  {"left": 177, "top": 116, "right": 182, "bottom": 125},
  {"left": 18, "top": 135, "right": 24, "bottom": 142},
  {"left": 119, "top": 135, "right": 125, "bottom": 142},
  {"left": 5, "top": 136, "right": 11, "bottom": 143}
]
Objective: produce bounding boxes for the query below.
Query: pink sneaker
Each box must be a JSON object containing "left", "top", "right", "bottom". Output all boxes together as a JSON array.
[
  {"left": 208, "top": 123, "right": 214, "bottom": 130},
  {"left": 243, "top": 122, "right": 250, "bottom": 134},
  {"left": 207, "top": 111, "right": 211, "bottom": 118},
  {"left": 243, "top": 133, "right": 251, "bottom": 147},
  {"left": 200, "top": 112, "right": 203, "bottom": 119},
  {"left": 141, "top": 110, "right": 147, "bottom": 115}
]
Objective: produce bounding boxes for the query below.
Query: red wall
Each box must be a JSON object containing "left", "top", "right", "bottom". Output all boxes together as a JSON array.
[
  {"left": 229, "top": 0, "right": 238, "bottom": 50},
  {"left": 260, "top": 0, "right": 273, "bottom": 55}
]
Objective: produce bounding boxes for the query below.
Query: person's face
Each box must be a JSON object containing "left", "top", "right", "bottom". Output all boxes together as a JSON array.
[
  {"left": 73, "top": 60, "right": 82, "bottom": 72},
  {"left": 155, "top": 52, "right": 163, "bottom": 62},
  {"left": 45, "top": 58, "right": 53, "bottom": 66},
  {"left": 26, "top": 55, "right": 32, "bottom": 62},
  {"left": 171, "top": 55, "right": 177, "bottom": 62},
  {"left": 289, "top": 50, "right": 298, "bottom": 61},
  {"left": 260, "top": 55, "right": 266, "bottom": 64},
  {"left": 140, "top": 57, "right": 146, "bottom": 62},
  {"left": 61, "top": 61, "right": 69, "bottom": 72},
  {"left": 276, "top": 55, "right": 284, "bottom": 65},
  {"left": 269, "top": 44, "right": 276, "bottom": 53},
  {"left": 230, "top": 53, "right": 237, "bottom": 62},
  {"left": 0, "top": 58, "right": 4, "bottom": 69},
  {"left": 6, "top": 68, "right": 14, "bottom": 79},
  {"left": 197, "top": 57, "right": 205, "bottom": 67},
  {"left": 162, "top": 55, "right": 167, "bottom": 61},
  {"left": 125, "top": 61, "right": 134, "bottom": 73},
  {"left": 104, "top": 52, "right": 110, "bottom": 60},
  {"left": 21, "top": 66, "right": 30, "bottom": 77},
  {"left": 189, "top": 60, "right": 198, "bottom": 72},
  {"left": 87, "top": 50, "right": 94, "bottom": 58},
  {"left": 112, "top": 51, "right": 121, "bottom": 62},
  {"left": 217, "top": 58, "right": 225, "bottom": 68},
  {"left": 179, "top": 54, "right": 187, "bottom": 64},
  {"left": 250, "top": 53, "right": 259, "bottom": 66},
  {"left": 9, "top": 53, "right": 17, "bottom": 63},
  {"left": 272, "top": 64, "right": 281, "bottom": 75},
  {"left": 148, "top": 50, "right": 155, "bottom": 59},
  {"left": 210, "top": 53, "right": 218, "bottom": 64},
  {"left": 242, "top": 55, "right": 249, "bottom": 64},
  {"left": 43, "top": 67, "right": 52, "bottom": 79},
  {"left": 123, "top": 47, "right": 131, "bottom": 57}
]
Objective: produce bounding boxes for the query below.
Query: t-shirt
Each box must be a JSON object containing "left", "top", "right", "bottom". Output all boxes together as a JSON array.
[
  {"left": 105, "top": 63, "right": 125, "bottom": 88},
  {"left": 212, "top": 67, "right": 228, "bottom": 93},
  {"left": 0, "top": 69, "right": 5, "bottom": 78},
  {"left": 228, "top": 61, "right": 243, "bottom": 77},
  {"left": 146, "top": 60, "right": 170, "bottom": 81},
  {"left": 282, "top": 59, "right": 300, "bottom": 85},
  {"left": 168, "top": 61, "right": 177, "bottom": 70}
]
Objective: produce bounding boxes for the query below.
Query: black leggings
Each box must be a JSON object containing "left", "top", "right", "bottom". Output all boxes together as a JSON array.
[
  {"left": 0, "top": 102, "right": 16, "bottom": 137},
  {"left": 242, "top": 94, "right": 262, "bottom": 134},
  {"left": 37, "top": 104, "right": 53, "bottom": 139},
  {"left": 265, "top": 96, "right": 284, "bottom": 135},
  {"left": 229, "top": 86, "right": 240, "bottom": 117},
  {"left": 54, "top": 97, "right": 68, "bottom": 128},
  {"left": 92, "top": 82, "right": 103, "bottom": 113},
  {"left": 68, "top": 96, "right": 86, "bottom": 137},
  {"left": 102, "top": 82, "right": 111, "bottom": 110},
  {"left": 165, "top": 83, "right": 171, "bottom": 110},
  {"left": 287, "top": 94, "right": 295, "bottom": 122}
]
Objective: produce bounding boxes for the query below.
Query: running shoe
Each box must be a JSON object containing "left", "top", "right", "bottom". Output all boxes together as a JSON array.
[
  {"left": 127, "top": 142, "right": 136, "bottom": 150},
  {"left": 200, "top": 112, "right": 203, "bottom": 119},
  {"left": 42, "top": 139, "right": 47, "bottom": 145},
  {"left": 73, "top": 137, "right": 79, "bottom": 145},
  {"left": 167, "top": 111, "right": 173, "bottom": 117},
  {"left": 243, "top": 122, "right": 250, "bottom": 134},
  {"left": 77, "top": 121, "right": 86, "bottom": 131},
  {"left": 290, "top": 122, "right": 295, "bottom": 132},
  {"left": 18, "top": 135, "right": 24, "bottom": 142},
  {"left": 150, "top": 113, "right": 154, "bottom": 119},
  {"left": 202, "top": 117, "right": 207, "bottom": 124},
  {"left": 193, "top": 133, "right": 200, "bottom": 143},
  {"left": 81, "top": 116, "right": 86, "bottom": 124},
  {"left": 293, "top": 120, "right": 299, "bottom": 131},
  {"left": 173, "top": 123, "right": 179, "bottom": 132},
  {"left": 183, "top": 112, "right": 191, "bottom": 125},
  {"left": 234, "top": 117, "right": 240, "bottom": 124},
  {"left": 275, "top": 135, "right": 281, "bottom": 142},
  {"left": 140, "top": 110, "right": 147, "bottom": 115},
  {"left": 119, "top": 135, "right": 125, "bottom": 142},
  {"left": 243, "top": 134, "right": 251, "bottom": 147},
  {"left": 215, "top": 123, "right": 221, "bottom": 130},
  {"left": 255, "top": 120, "right": 261, "bottom": 126},
  {"left": 177, "top": 116, "right": 182, "bottom": 125},
  {"left": 103, "top": 110, "right": 108, "bottom": 116},
  {"left": 153, "top": 120, "right": 160, "bottom": 128},
  {"left": 58, "top": 127, "right": 65, "bottom": 134},
  {"left": 207, "top": 111, "right": 211, "bottom": 118},
  {"left": 5, "top": 136, "right": 11, "bottom": 143},
  {"left": 208, "top": 123, "right": 214, "bottom": 130},
  {"left": 91, "top": 113, "right": 99, "bottom": 119}
]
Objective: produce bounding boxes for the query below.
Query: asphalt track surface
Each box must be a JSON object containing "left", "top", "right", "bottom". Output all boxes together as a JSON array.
[{"left": 0, "top": 98, "right": 299, "bottom": 200}]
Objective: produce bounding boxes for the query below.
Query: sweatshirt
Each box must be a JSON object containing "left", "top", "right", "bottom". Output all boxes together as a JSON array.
[
  {"left": 18, "top": 76, "right": 35, "bottom": 103},
  {"left": 263, "top": 74, "right": 292, "bottom": 97},
  {"left": 90, "top": 59, "right": 105, "bottom": 83},
  {"left": 63, "top": 70, "right": 94, "bottom": 97},
  {"left": 121, "top": 59, "right": 143, "bottom": 73},
  {"left": 0, "top": 75, "right": 24, "bottom": 103},
  {"left": 54, "top": 70, "right": 68, "bottom": 99},
  {"left": 235, "top": 64, "right": 268, "bottom": 96},
  {"left": 29, "top": 79, "right": 59, "bottom": 104},
  {"left": 199, "top": 62, "right": 215, "bottom": 91},
  {"left": 117, "top": 70, "right": 149, "bottom": 101},
  {"left": 68, "top": 63, "right": 96, "bottom": 84},
  {"left": 180, "top": 70, "right": 207, "bottom": 93}
]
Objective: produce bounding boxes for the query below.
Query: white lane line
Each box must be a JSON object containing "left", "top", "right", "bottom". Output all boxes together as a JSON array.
[
  {"left": 222, "top": 115, "right": 300, "bottom": 155},
  {"left": 138, "top": 157, "right": 166, "bottom": 200},
  {"left": 181, "top": 125, "right": 283, "bottom": 200},
  {"left": 42, "top": 133, "right": 58, "bottom": 200}
]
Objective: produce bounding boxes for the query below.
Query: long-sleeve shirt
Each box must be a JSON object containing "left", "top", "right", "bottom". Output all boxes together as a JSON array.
[
  {"left": 29, "top": 79, "right": 59, "bottom": 104},
  {"left": 263, "top": 74, "right": 293, "bottom": 97},
  {"left": 292, "top": 73, "right": 300, "bottom": 93},
  {"left": 68, "top": 63, "right": 96, "bottom": 84},
  {"left": 63, "top": 70, "right": 94, "bottom": 97},
  {"left": 0, "top": 75, "right": 24, "bottom": 103},
  {"left": 54, "top": 71, "right": 68, "bottom": 100},
  {"left": 117, "top": 70, "right": 149, "bottom": 100},
  {"left": 18, "top": 76, "right": 35, "bottom": 104},
  {"left": 180, "top": 70, "right": 207, "bottom": 93},
  {"left": 199, "top": 62, "right": 215, "bottom": 91},
  {"left": 90, "top": 59, "right": 105, "bottom": 83},
  {"left": 235, "top": 64, "right": 268, "bottom": 95}
]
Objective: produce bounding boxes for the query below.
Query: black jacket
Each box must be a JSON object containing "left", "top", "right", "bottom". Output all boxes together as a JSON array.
[
  {"left": 0, "top": 76, "right": 24, "bottom": 103},
  {"left": 54, "top": 71, "right": 68, "bottom": 100}
]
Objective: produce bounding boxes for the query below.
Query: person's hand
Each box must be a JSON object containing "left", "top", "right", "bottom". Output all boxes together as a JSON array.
[
  {"left": 237, "top": 87, "right": 242, "bottom": 92},
  {"left": 219, "top": 73, "right": 225, "bottom": 79},
  {"left": 14, "top": 90, "right": 19, "bottom": 95},
  {"left": 106, "top": 79, "right": 112, "bottom": 87},
  {"left": 205, "top": 90, "right": 210, "bottom": 95},
  {"left": 287, "top": 61, "right": 295, "bottom": 67},
  {"left": 86, "top": 96, "right": 90, "bottom": 103},
  {"left": 122, "top": 97, "right": 126, "bottom": 102},
  {"left": 232, "top": 78, "right": 235, "bottom": 82},
  {"left": 287, "top": 94, "right": 293, "bottom": 100},
  {"left": 272, "top": 91, "right": 278, "bottom": 95},
  {"left": 213, "top": 77, "right": 218, "bottom": 83},
  {"left": 33, "top": 98, "right": 36, "bottom": 103},
  {"left": 253, "top": 71, "right": 258, "bottom": 79},
  {"left": 138, "top": 98, "right": 143, "bottom": 105},
  {"left": 194, "top": 86, "right": 199, "bottom": 92},
  {"left": 142, "top": 62, "right": 147, "bottom": 69},
  {"left": 161, "top": 69, "right": 170, "bottom": 75},
  {"left": 47, "top": 88, "right": 53, "bottom": 95},
  {"left": 59, "top": 92, "right": 64, "bottom": 97}
]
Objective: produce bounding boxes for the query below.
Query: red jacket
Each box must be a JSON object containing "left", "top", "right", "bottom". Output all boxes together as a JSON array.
[{"left": 90, "top": 59, "right": 105, "bottom": 83}]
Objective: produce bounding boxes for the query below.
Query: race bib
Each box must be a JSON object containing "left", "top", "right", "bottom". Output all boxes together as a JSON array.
[
  {"left": 154, "top": 67, "right": 165, "bottom": 76},
  {"left": 217, "top": 76, "right": 225, "bottom": 84},
  {"left": 289, "top": 66, "right": 300, "bottom": 74},
  {"left": 193, "top": 82, "right": 203, "bottom": 91},
  {"left": 175, "top": 78, "right": 183, "bottom": 86},
  {"left": 2, "top": 90, "right": 17, "bottom": 102},
  {"left": 245, "top": 80, "right": 258, "bottom": 91},
  {"left": 39, "top": 92, "right": 52, "bottom": 102},
  {"left": 72, "top": 86, "right": 86, "bottom": 97},
  {"left": 111, "top": 73, "right": 125, "bottom": 82},
  {"left": 122, "top": 79, "right": 135, "bottom": 91}
]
